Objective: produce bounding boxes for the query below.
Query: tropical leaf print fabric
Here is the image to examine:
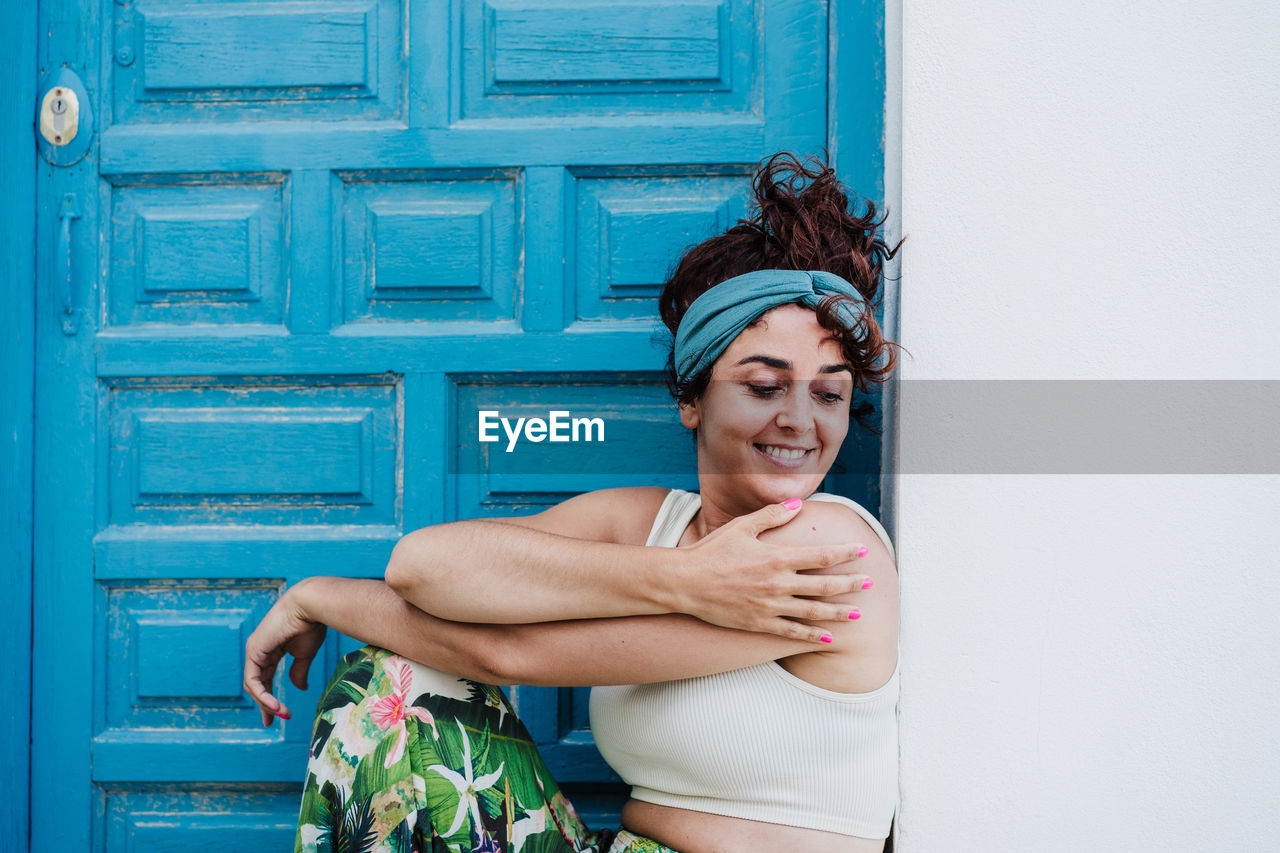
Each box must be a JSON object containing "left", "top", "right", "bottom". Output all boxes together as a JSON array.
[
  {"left": 608, "top": 831, "right": 680, "bottom": 852},
  {"left": 297, "top": 645, "right": 676, "bottom": 853}
]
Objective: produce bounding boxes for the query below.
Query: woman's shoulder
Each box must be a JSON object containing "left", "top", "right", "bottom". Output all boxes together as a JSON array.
[
  {"left": 758, "top": 497, "right": 890, "bottom": 559},
  {"left": 763, "top": 494, "right": 900, "bottom": 692},
  {"left": 543, "top": 486, "right": 676, "bottom": 546},
  {"left": 755, "top": 494, "right": 897, "bottom": 592},
  {"left": 494, "top": 486, "right": 672, "bottom": 545},
  {"left": 802, "top": 493, "right": 896, "bottom": 562},
  {"left": 597, "top": 486, "right": 681, "bottom": 546}
]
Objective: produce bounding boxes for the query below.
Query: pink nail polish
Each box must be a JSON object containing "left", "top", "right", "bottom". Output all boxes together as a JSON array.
[
  {"left": 849, "top": 609, "right": 861, "bottom": 620},
  {"left": 784, "top": 498, "right": 803, "bottom": 510},
  {"left": 280, "top": 712, "right": 291, "bottom": 720},
  {"left": 820, "top": 633, "right": 833, "bottom": 643},
  {"left": 861, "top": 578, "right": 874, "bottom": 590},
  {"left": 857, "top": 545, "right": 869, "bottom": 558}
]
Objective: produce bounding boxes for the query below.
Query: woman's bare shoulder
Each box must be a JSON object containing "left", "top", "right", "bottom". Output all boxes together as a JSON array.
[
  {"left": 758, "top": 498, "right": 882, "bottom": 548},
  {"left": 493, "top": 486, "right": 672, "bottom": 545},
  {"left": 584, "top": 486, "right": 674, "bottom": 546},
  {"left": 761, "top": 496, "right": 895, "bottom": 571},
  {"left": 760, "top": 499, "right": 900, "bottom": 692}
]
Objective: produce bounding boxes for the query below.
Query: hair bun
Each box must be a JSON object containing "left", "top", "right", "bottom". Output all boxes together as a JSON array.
[{"left": 750, "top": 152, "right": 894, "bottom": 300}]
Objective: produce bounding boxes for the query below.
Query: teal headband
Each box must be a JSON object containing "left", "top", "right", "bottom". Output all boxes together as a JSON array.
[{"left": 673, "top": 269, "right": 868, "bottom": 385}]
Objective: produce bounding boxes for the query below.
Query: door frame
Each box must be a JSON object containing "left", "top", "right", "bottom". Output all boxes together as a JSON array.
[
  {"left": 828, "top": 0, "right": 899, "bottom": 538},
  {"left": 1, "top": 2, "right": 37, "bottom": 852}
]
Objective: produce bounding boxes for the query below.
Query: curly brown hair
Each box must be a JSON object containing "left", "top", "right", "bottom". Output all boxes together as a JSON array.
[{"left": 657, "top": 151, "right": 903, "bottom": 430}]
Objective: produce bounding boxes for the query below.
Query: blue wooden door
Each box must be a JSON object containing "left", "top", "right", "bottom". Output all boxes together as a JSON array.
[{"left": 31, "top": 0, "right": 885, "bottom": 848}]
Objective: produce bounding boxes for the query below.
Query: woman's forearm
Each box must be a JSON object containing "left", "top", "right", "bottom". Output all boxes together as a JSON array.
[
  {"left": 287, "top": 577, "right": 827, "bottom": 690},
  {"left": 382, "top": 499, "right": 873, "bottom": 642},
  {"left": 384, "top": 520, "right": 682, "bottom": 624},
  {"left": 293, "top": 576, "right": 508, "bottom": 683}
]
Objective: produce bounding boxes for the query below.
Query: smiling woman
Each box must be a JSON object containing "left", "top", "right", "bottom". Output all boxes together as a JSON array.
[
  {"left": 243, "top": 152, "right": 904, "bottom": 853},
  {"left": 676, "top": 301, "right": 857, "bottom": 511}
]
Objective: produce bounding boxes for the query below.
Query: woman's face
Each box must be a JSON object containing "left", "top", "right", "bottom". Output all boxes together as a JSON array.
[{"left": 680, "top": 303, "right": 854, "bottom": 509}]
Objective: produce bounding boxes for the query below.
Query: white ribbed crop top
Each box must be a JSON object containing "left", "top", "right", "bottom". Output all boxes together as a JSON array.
[{"left": 588, "top": 489, "right": 900, "bottom": 838}]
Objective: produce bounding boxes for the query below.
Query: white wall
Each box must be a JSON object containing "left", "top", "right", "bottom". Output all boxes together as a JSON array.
[{"left": 894, "top": 2, "right": 1280, "bottom": 850}]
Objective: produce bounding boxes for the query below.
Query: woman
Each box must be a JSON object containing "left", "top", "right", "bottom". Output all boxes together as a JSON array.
[{"left": 244, "top": 152, "right": 902, "bottom": 853}]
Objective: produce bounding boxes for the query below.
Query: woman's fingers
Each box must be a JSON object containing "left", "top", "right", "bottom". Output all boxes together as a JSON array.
[
  {"left": 244, "top": 632, "right": 294, "bottom": 725},
  {"left": 775, "top": 596, "right": 868, "bottom": 623},
  {"left": 785, "top": 541, "right": 869, "bottom": 571},
  {"left": 784, "top": 571, "right": 875, "bottom": 599},
  {"left": 741, "top": 499, "right": 805, "bottom": 535},
  {"left": 676, "top": 501, "right": 875, "bottom": 633},
  {"left": 242, "top": 585, "right": 323, "bottom": 725},
  {"left": 765, "top": 617, "right": 838, "bottom": 644},
  {"left": 243, "top": 655, "right": 288, "bottom": 725},
  {"left": 288, "top": 649, "right": 314, "bottom": 692}
]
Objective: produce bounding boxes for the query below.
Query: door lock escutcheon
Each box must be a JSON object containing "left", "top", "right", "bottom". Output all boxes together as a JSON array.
[
  {"left": 39, "top": 86, "right": 80, "bottom": 146},
  {"left": 36, "top": 67, "right": 93, "bottom": 166}
]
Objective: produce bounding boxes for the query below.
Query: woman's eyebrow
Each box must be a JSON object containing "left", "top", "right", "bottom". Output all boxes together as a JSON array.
[
  {"left": 734, "top": 355, "right": 854, "bottom": 374},
  {"left": 735, "top": 355, "right": 790, "bottom": 369}
]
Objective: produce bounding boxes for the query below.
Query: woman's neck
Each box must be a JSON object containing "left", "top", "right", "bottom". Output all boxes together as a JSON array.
[
  {"left": 690, "top": 481, "right": 822, "bottom": 542},
  {"left": 687, "top": 489, "right": 750, "bottom": 541}
]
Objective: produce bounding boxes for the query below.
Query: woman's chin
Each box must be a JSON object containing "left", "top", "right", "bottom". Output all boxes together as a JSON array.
[
  {"left": 700, "top": 471, "right": 826, "bottom": 505},
  {"left": 758, "top": 474, "right": 824, "bottom": 501}
]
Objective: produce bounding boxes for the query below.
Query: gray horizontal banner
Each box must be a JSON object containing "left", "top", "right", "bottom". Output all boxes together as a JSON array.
[
  {"left": 447, "top": 381, "right": 1280, "bottom": 476},
  {"left": 894, "top": 380, "right": 1280, "bottom": 474}
]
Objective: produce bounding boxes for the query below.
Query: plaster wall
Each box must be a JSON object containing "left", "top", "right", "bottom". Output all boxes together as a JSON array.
[{"left": 894, "top": 2, "right": 1280, "bottom": 848}]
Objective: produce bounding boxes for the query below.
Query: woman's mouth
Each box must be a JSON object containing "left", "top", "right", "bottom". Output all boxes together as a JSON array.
[{"left": 754, "top": 443, "right": 815, "bottom": 468}]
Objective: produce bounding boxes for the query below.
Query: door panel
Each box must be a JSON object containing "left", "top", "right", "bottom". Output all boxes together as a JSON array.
[
  {"left": 105, "top": 174, "right": 288, "bottom": 329},
  {"left": 34, "top": 0, "right": 880, "bottom": 847},
  {"left": 113, "top": 0, "right": 407, "bottom": 124}
]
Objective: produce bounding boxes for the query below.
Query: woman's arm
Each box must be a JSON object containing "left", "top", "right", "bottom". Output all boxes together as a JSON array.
[
  {"left": 302, "top": 577, "right": 822, "bottom": 686},
  {"left": 245, "top": 501, "right": 892, "bottom": 722},
  {"left": 243, "top": 576, "right": 501, "bottom": 725},
  {"left": 385, "top": 489, "right": 874, "bottom": 640}
]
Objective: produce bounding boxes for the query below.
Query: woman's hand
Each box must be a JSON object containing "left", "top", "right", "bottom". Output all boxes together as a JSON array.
[
  {"left": 667, "top": 500, "right": 875, "bottom": 642},
  {"left": 243, "top": 578, "right": 328, "bottom": 726}
]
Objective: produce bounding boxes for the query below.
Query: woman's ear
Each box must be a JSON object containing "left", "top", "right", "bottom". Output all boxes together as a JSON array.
[{"left": 678, "top": 400, "right": 701, "bottom": 430}]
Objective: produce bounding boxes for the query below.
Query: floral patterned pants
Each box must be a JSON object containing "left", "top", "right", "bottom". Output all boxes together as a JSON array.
[{"left": 297, "top": 645, "right": 678, "bottom": 853}]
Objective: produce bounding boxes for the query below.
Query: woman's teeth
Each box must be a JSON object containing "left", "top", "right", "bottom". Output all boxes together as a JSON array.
[{"left": 759, "top": 445, "right": 809, "bottom": 460}]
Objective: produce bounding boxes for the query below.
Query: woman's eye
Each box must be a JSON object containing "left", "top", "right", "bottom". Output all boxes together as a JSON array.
[
  {"left": 816, "top": 391, "right": 845, "bottom": 404},
  {"left": 747, "top": 384, "right": 783, "bottom": 398}
]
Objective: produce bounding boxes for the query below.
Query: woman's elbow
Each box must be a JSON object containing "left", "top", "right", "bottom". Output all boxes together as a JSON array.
[
  {"left": 458, "top": 627, "right": 524, "bottom": 685},
  {"left": 385, "top": 530, "right": 434, "bottom": 599}
]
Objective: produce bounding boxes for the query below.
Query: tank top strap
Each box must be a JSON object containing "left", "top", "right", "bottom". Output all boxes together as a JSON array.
[{"left": 645, "top": 489, "right": 702, "bottom": 547}]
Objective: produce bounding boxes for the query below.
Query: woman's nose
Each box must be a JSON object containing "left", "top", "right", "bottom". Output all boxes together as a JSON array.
[{"left": 775, "top": 390, "right": 815, "bottom": 432}]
